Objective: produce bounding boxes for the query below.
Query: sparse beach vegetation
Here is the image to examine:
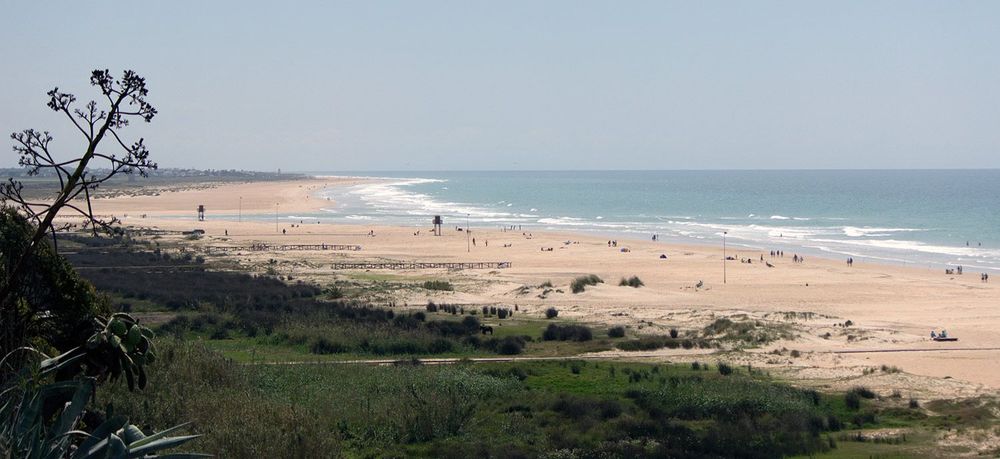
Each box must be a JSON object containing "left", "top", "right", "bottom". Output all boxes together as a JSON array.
[
  {"left": 571, "top": 274, "right": 604, "bottom": 293},
  {"left": 619, "top": 275, "right": 644, "bottom": 287}
]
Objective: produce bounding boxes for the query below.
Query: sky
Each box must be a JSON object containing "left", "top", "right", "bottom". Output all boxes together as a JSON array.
[{"left": 1, "top": 1, "right": 998, "bottom": 171}]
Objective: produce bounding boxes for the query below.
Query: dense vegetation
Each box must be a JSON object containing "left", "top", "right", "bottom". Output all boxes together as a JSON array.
[
  {"left": 0, "top": 209, "right": 109, "bottom": 360},
  {"left": 69, "top": 248, "right": 525, "bottom": 358},
  {"left": 102, "top": 339, "right": 861, "bottom": 458}
]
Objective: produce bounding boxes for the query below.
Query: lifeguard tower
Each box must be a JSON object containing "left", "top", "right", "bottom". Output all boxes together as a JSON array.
[
  {"left": 433, "top": 215, "right": 443, "bottom": 236},
  {"left": 197, "top": 205, "right": 205, "bottom": 221}
]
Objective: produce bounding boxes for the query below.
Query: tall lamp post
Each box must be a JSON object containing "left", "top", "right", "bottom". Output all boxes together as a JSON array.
[
  {"left": 275, "top": 202, "right": 279, "bottom": 233},
  {"left": 723, "top": 231, "right": 727, "bottom": 284},
  {"left": 466, "top": 213, "right": 471, "bottom": 253},
  {"left": 238, "top": 196, "right": 242, "bottom": 223}
]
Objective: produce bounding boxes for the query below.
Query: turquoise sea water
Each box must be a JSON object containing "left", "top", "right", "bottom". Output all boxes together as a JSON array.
[{"left": 300, "top": 170, "right": 999, "bottom": 272}]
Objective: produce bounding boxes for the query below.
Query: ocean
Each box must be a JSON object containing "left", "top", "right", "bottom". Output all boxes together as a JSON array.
[{"left": 301, "top": 170, "right": 1000, "bottom": 272}]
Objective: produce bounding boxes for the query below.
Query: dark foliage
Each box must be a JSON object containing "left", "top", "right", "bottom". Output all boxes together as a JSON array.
[
  {"left": 570, "top": 274, "right": 603, "bottom": 294},
  {"left": 71, "top": 250, "right": 510, "bottom": 357},
  {"left": 542, "top": 324, "right": 593, "bottom": 342},
  {"left": 0, "top": 209, "right": 109, "bottom": 360}
]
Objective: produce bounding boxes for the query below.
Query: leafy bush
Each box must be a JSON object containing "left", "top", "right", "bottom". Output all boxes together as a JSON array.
[
  {"left": 542, "top": 324, "right": 593, "bottom": 342},
  {"left": 426, "top": 301, "right": 438, "bottom": 312},
  {"left": 717, "top": 362, "right": 734, "bottom": 376},
  {"left": 850, "top": 386, "right": 876, "bottom": 399},
  {"left": 570, "top": 274, "right": 603, "bottom": 293},
  {"left": 1, "top": 208, "right": 110, "bottom": 359},
  {"left": 545, "top": 307, "right": 559, "bottom": 319},
  {"left": 608, "top": 326, "right": 626, "bottom": 338},
  {"left": 845, "top": 391, "right": 861, "bottom": 410},
  {"left": 423, "top": 280, "right": 454, "bottom": 291},
  {"left": 310, "top": 337, "right": 347, "bottom": 354},
  {"left": 496, "top": 336, "right": 525, "bottom": 355},
  {"left": 617, "top": 335, "right": 710, "bottom": 352},
  {"left": 618, "top": 276, "right": 644, "bottom": 288}
]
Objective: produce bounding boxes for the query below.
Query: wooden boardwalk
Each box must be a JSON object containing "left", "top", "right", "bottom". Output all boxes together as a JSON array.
[
  {"left": 330, "top": 261, "right": 511, "bottom": 270},
  {"left": 204, "top": 244, "right": 362, "bottom": 252}
]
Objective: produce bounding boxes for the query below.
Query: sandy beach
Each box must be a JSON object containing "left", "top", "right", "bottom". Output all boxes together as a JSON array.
[{"left": 89, "top": 176, "right": 1000, "bottom": 396}]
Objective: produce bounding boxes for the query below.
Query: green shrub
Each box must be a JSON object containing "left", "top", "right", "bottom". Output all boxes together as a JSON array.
[
  {"left": 717, "top": 362, "right": 734, "bottom": 376},
  {"left": 497, "top": 336, "right": 525, "bottom": 355},
  {"left": 618, "top": 276, "right": 644, "bottom": 288},
  {"left": 310, "top": 337, "right": 347, "bottom": 354},
  {"left": 608, "top": 326, "right": 626, "bottom": 338},
  {"left": 542, "top": 324, "right": 593, "bottom": 342},
  {"left": 545, "top": 307, "right": 559, "bottom": 319},
  {"left": 850, "top": 386, "right": 876, "bottom": 399},
  {"left": 845, "top": 391, "right": 861, "bottom": 410},
  {"left": 570, "top": 274, "right": 603, "bottom": 293},
  {"left": 423, "top": 280, "right": 454, "bottom": 291}
]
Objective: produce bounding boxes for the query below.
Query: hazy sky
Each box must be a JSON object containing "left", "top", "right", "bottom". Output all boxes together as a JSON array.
[{"left": 1, "top": 1, "right": 998, "bottom": 171}]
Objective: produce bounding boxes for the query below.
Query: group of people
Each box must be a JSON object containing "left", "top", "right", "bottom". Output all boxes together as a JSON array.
[
  {"left": 930, "top": 330, "right": 949, "bottom": 339},
  {"left": 983, "top": 273, "right": 991, "bottom": 283},
  {"left": 846, "top": 257, "right": 854, "bottom": 267},
  {"left": 769, "top": 250, "right": 785, "bottom": 258},
  {"left": 501, "top": 225, "right": 522, "bottom": 232},
  {"left": 792, "top": 254, "right": 805, "bottom": 263},
  {"left": 608, "top": 240, "right": 619, "bottom": 247}
]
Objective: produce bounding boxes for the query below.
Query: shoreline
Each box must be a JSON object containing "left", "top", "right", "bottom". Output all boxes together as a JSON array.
[{"left": 330, "top": 176, "right": 999, "bottom": 275}]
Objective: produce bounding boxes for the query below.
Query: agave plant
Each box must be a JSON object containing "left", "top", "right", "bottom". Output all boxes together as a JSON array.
[{"left": 1, "top": 314, "right": 206, "bottom": 458}]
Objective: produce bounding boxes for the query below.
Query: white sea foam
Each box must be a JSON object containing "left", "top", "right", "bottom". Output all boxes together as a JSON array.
[
  {"left": 343, "top": 178, "right": 514, "bottom": 220},
  {"left": 842, "top": 226, "right": 923, "bottom": 237}
]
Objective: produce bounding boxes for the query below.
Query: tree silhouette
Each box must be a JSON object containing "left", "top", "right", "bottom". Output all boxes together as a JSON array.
[{"left": 1, "top": 69, "right": 157, "bottom": 308}]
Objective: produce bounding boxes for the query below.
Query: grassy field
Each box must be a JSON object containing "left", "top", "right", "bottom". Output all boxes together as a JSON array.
[{"left": 98, "top": 337, "right": 979, "bottom": 457}]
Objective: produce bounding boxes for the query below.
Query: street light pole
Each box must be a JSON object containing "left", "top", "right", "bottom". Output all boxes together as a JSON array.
[
  {"left": 466, "top": 213, "right": 471, "bottom": 253},
  {"left": 275, "top": 203, "right": 279, "bottom": 233},
  {"left": 239, "top": 196, "right": 242, "bottom": 223},
  {"left": 723, "top": 231, "right": 727, "bottom": 284}
]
